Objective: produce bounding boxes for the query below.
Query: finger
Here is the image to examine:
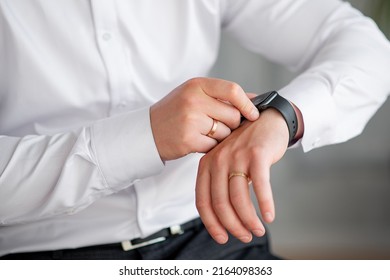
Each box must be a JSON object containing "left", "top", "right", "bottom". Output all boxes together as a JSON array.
[
  {"left": 202, "top": 96, "right": 242, "bottom": 130},
  {"left": 203, "top": 118, "right": 231, "bottom": 142},
  {"left": 199, "top": 78, "right": 259, "bottom": 122},
  {"left": 210, "top": 166, "right": 253, "bottom": 243},
  {"left": 246, "top": 92, "right": 258, "bottom": 99},
  {"left": 182, "top": 115, "right": 220, "bottom": 154},
  {"left": 229, "top": 176, "right": 265, "bottom": 237},
  {"left": 250, "top": 161, "right": 275, "bottom": 224},
  {"left": 195, "top": 158, "right": 228, "bottom": 244},
  {"left": 193, "top": 135, "right": 218, "bottom": 154}
]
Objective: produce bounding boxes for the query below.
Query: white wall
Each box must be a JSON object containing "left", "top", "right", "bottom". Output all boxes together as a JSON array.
[{"left": 209, "top": 0, "right": 390, "bottom": 259}]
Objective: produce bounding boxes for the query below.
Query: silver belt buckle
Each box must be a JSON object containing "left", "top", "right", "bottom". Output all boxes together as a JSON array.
[
  {"left": 121, "top": 224, "right": 184, "bottom": 251},
  {"left": 121, "top": 237, "right": 166, "bottom": 251}
]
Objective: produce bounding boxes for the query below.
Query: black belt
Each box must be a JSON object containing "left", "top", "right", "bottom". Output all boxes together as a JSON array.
[
  {"left": 0, "top": 218, "right": 203, "bottom": 259},
  {"left": 120, "top": 218, "right": 203, "bottom": 251}
]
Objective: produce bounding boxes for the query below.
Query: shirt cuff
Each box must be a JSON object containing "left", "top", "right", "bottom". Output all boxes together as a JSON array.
[
  {"left": 278, "top": 74, "right": 342, "bottom": 153},
  {"left": 91, "top": 107, "right": 165, "bottom": 189}
]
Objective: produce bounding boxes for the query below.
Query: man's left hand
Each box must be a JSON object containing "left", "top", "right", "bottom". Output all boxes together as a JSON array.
[{"left": 195, "top": 108, "right": 290, "bottom": 244}]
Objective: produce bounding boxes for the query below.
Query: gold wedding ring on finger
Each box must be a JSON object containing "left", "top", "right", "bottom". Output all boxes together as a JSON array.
[
  {"left": 207, "top": 118, "right": 218, "bottom": 137},
  {"left": 228, "top": 172, "right": 251, "bottom": 184}
]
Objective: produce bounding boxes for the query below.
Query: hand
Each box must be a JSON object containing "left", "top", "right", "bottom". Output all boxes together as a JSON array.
[
  {"left": 195, "top": 108, "right": 290, "bottom": 244},
  {"left": 150, "top": 77, "right": 259, "bottom": 161}
]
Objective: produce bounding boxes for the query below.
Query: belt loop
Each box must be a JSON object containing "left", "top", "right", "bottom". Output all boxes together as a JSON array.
[{"left": 169, "top": 225, "right": 184, "bottom": 235}]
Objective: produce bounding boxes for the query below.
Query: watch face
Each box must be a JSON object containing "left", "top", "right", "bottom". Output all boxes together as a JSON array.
[{"left": 251, "top": 91, "right": 278, "bottom": 108}]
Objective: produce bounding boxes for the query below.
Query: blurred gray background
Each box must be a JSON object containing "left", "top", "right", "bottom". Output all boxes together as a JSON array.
[{"left": 210, "top": 0, "right": 390, "bottom": 259}]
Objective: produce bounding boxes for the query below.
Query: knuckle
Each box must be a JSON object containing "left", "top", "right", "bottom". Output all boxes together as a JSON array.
[
  {"left": 230, "top": 192, "right": 246, "bottom": 206},
  {"left": 195, "top": 198, "right": 209, "bottom": 212},
  {"left": 181, "top": 111, "right": 197, "bottom": 126},
  {"left": 180, "top": 91, "right": 198, "bottom": 108},
  {"left": 212, "top": 150, "right": 227, "bottom": 169},
  {"left": 224, "top": 82, "right": 252, "bottom": 114},
  {"left": 253, "top": 173, "right": 270, "bottom": 189},
  {"left": 228, "top": 110, "right": 241, "bottom": 128},
  {"left": 230, "top": 149, "right": 244, "bottom": 163},
  {"left": 179, "top": 79, "right": 205, "bottom": 107},
  {"left": 212, "top": 199, "right": 228, "bottom": 214},
  {"left": 226, "top": 82, "right": 241, "bottom": 96},
  {"left": 185, "top": 77, "right": 202, "bottom": 87},
  {"left": 250, "top": 145, "right": 268, "bottom": 160}
]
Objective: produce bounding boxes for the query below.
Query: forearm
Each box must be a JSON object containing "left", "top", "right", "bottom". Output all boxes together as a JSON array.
[{"left": 0, "top": 107, "right": 164, "bottom": 225}]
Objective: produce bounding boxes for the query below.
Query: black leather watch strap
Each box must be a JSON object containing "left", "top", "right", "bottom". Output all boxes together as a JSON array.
[{"left": 244, "top": 91, "right": 298, "bottom": 146}]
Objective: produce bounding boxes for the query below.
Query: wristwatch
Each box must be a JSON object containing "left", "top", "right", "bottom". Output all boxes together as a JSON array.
[{"left": 242, "top": 91, "right": 298, "bottom": 146}]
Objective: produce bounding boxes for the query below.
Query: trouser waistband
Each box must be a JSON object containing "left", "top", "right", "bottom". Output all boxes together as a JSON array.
[{"left": 0, "top": 218, "right": 204, "bottom": 259}]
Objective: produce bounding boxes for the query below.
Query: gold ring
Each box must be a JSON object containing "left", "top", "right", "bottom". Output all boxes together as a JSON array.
[
  {"left": 207, "top": 119, "right": 218, "bottom": 137},
  {"left": 228, "top": 172, "right": 250, "bottom": 182}
]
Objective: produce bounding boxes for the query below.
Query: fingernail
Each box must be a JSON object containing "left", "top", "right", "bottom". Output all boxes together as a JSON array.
[
  {"left": 239, "top": 235, "right": 252, "bottom": 243},
  {"left": 250, "top": 108, "right": 259, "bottom": 120},
  {"left": 215, "top": 234, "right": 228, "bottom": 244},
  {"left": 253, "top": 229, "right": 264, "bottom": 237}
]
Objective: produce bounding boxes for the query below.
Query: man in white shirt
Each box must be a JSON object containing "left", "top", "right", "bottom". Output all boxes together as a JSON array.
[{"left": 0, "top": 0, "right": 389, "bottom": 259}]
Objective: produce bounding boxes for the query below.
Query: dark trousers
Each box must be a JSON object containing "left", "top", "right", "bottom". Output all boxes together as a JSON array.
[{"left": 1, "top": 218, "right": 280, "bottom": 260}]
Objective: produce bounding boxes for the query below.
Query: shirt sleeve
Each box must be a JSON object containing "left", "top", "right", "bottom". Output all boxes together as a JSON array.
[
  {"left": 0, "top": 107, "right": 164, "bottom": 225},
  {"left": 222, "top": 0, "right": 390, "bottom": 152}
]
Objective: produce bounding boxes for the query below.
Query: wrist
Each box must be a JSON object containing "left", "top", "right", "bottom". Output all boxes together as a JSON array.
[
  {"left": 245, "top": 108, "right": 291, "bottom": 158},
  {"left": 243, "top": 91, "right": 301, "bottom": 147}
]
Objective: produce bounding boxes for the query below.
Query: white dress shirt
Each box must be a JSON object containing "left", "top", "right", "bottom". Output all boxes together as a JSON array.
[{"left": 0, "top": 0, "right": 389, "bottom": 256}]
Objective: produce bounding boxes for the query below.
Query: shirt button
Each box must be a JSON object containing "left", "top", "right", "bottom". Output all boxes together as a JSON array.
[{"left": 102, "top": 33, "right": 112, "bottom": 41}]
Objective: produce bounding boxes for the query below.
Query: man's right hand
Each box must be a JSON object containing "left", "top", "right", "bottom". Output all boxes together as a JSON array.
[{"left": 150, "top": 77, "right": 259, "bottom": 161}]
